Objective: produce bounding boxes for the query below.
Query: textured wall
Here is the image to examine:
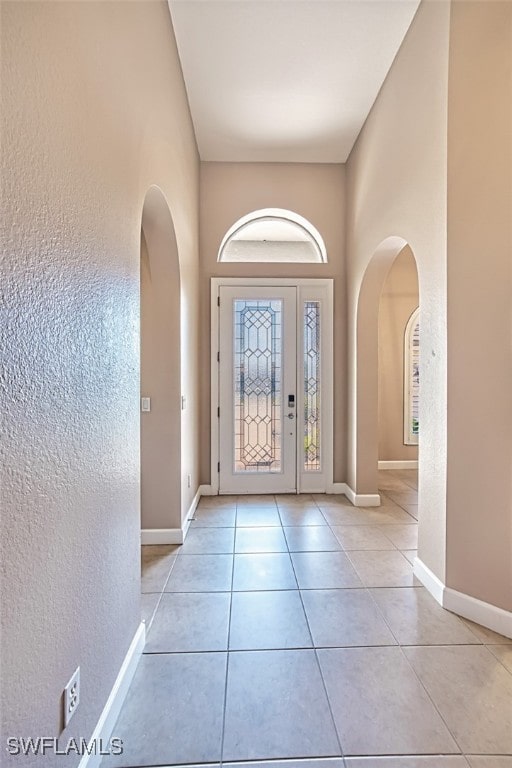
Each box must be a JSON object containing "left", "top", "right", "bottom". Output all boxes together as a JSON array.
[
  {"left": 0, "top": 1, "right": 199, "bottom": 763},
  {"left": 378, "top": 247, "right": 419, "bottom": 462},
  {"left": 345, "top": 0, "right": 450, "bottom": 579},
  {"left": 199, "top": 161, "right": 346, "bottom": 484},
  {"left": 446, "top": 0, "right": 512, "bottom": 611}
]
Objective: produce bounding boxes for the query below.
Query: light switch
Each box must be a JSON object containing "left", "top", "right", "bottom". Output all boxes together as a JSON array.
[{"left": 141, "top": 397, "right": 151, "bottom": 412}]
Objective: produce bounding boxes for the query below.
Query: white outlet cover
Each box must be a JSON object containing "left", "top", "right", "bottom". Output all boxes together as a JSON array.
[
  {"left": 64, "top": 666, "right": 80, "bottom": 728},
  {"left": 141, "top": 397, "right": 151, "bottom": 412}
]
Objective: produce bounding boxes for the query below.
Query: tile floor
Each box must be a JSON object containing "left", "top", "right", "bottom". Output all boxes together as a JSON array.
[{"left": 103, "top": 471, "right": 512, "bottom": 768}]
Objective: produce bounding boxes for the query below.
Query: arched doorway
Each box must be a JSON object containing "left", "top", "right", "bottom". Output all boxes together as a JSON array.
[
  {"left": 140, "top": 186, "right": 182, "bottom": 536},
  {"left": 355, "top": 236, "right": 420, "bottom": 499},
  {"left": 377, "top": 245, "right": 420, "bottom": 522}
]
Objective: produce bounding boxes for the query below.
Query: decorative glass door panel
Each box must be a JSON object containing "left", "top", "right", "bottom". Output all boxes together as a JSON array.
[
  {"left": 219, "top": 287, "right": 297, "bottom": 493},
  {"left": 234, "top": 300, "right": 282, "bottom": 473}
]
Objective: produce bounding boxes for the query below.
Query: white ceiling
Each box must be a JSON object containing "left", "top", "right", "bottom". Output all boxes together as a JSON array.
[{"left": 168, "top": 0, "right": 420, "bottom": 163}]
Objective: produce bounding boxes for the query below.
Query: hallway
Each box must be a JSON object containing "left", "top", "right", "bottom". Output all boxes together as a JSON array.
[{"left": 104, "top": 475, "right": 512, "bottom": 767}]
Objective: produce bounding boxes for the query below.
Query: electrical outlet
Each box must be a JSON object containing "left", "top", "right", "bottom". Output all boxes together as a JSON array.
[{"left": 64, "top": 667, "right": 80, "bottom": 728}]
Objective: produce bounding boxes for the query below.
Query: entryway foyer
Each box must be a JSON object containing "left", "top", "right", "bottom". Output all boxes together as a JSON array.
[{"left": 102, "top": 472, "right": 512, "bottom": 767}]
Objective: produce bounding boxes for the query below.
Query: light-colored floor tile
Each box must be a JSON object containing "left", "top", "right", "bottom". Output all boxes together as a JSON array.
[
  {"left": 165, "top": 554, "right": 233, "bottom": 592},
  {"left": 347, "top": 550, "right": 416, "bottom": 587},
  {"left": 223, "top": 650, "right": 341, "bottom": 760},
  {"left": 146, "top": 592, "right": 230, "bottom": 652},
  {"left": 196, "top": 496, "right": 236, "bottom": 509},
  {"left": 284, "top": 526, "right": 342, "bottom": 552},
  {"left": 382, "top": 490, "right": 418, "bottom": 506},
  {"left": 101, "top": 653, "right": 227, "bottom": 766},
  {"left": 392, "top": 469, "right": 418, "bottom": 489},
  {"left": 141, "top": 547, "right": 177, "bottom": 593},
  {"left": 380, "top": 523, "right": 418, "bottom": 550},
  {"left": 313, "top": 494, "right": 354, "bottom": 507},
  {"left": 405, "top": 504, "right": 419, "bottom": 519},
  {"left": 229, "top": 590, "right": 312, "bottom": 650},
  {"left": 321, "top": 507, "right": 380, "bottom": 526},
  {"left": 405, "top": 645, "right": 512, "bottom": 754},
  {"left": 236, "top": 494, "right": 277, "bottom": 508},
  {"left": 377, "top": 474, "right": 414, "bottom": 493},
  {"left": 141, "top": 593, "right": 160, "bottom": 630},
  {"left": 489, "top": 645, "right": 512, "bottom": 673},
  {"left": 275, "top": 493, "right": 315, "bottom": 506},
  {"left": 301, "top": 589, "right": 397, "bottom": 647},
  {"left": 371, "top": 587, "right": 481, "bottom": 645},
  {"left": 278, "top": 507, "right": 328, "bottom": 526},
  {"left": 179, "top": 527, "right": 235, "bottom": 554},
  {"left": 291, "top": 551, "right": 363, "bottom": 589},
  {"left": 317, "top": 646, "right": 458, "bottom": 756},
  {"left": 192, "top": 505, "right": 236, "bottom": 527},
  {"left": 235, "top": 526, "right": 287, "bottom": 553},
  {"left": 226, "top": 762, "right": 344, "bottom": 768},
  {"left": 466, "top": 758, "right": 512, "bottom": 768},
  {"left": 462, "top": 618, "right": 512, "bottom": 645},
  {"left": 233, "top": 553, "right": 298, "bottom": 591},
  {"left": 236, "top": 508, "right": 282, "bottom": 527},
  {"left": 356, "top": 506, "right": 418, "bottom": 525},
  {"left": 345, "top": 758, "right": 468, "bottom": 767},
  {"left": 331, "top": 525, "right": 396, "bottom": 551},
  {"left": 402, "top": 549, "right": 417, "bottom": 565}
]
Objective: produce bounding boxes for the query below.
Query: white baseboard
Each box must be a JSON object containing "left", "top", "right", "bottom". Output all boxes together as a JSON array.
[
  {"left": 344, "top": 484, "right": 381, "bottom": 507},
  {"left": 414, "top": 556, "right": 512, "bottom": 640},
  {"left": 444, "top": 586, "right": 512, "bottom": 639},
  {"left": 413, "top": 556, "right": 446, "bottom": 604},
  {"left": 378, "top": 460, "right": 418, "bottom": 470},
  {"left": 141, "top": 486, "right": 202, "bottom": 545},
  {"left": 198, "top": 484, "right": 215, "bottom": 496},
  {"left": 140, "top": 528, "right": 183, "bottom": 545},
  {"left": 78, "top": 621, "right": 145, "bottom": 768}
]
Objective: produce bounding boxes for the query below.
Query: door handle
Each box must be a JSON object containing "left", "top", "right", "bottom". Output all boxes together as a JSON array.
[{"left": 287, "top": 413, "right": 295, "bottom": 420}]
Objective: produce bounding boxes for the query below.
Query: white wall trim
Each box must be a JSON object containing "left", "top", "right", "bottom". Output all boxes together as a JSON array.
[
  {"left": 78, "top": 621, "right": 145, "bottom": 768},
  {"left": 378, "top": 460, "right": 418, "bottom": 470},
  {"left": 413, "top": 556, "right": 446, "bottom": 605},
  {"left": 414, "top": 556, "right": 512, "bottom": 640},
  {"left": 141, "top": 486, "right": 201, "bottom": 544},
  {"left": 344, "top": 484, "right": 381, "bottom": 507},
  {"left": 199, "top": 484, "right": 215, "bottom": 496},
  {"left": 140, "top": 528, "right": 183, "bottom": 545},
  {"left": 444, "top": 586, "right": 512, "bottom": 640}
]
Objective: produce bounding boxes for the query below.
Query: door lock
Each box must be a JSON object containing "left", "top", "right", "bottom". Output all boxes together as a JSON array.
[{"left": 287, "top": 413, "right": 295, "bottom": 420}]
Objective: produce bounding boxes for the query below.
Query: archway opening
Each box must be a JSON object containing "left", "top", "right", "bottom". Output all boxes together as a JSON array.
[
  {"left": 377, "top": 245, "right": 420, "bottom": 523},
  {"left": 355, "top": 236, "right": 420, "bottom": 501},
  {"left": 140, "top": 187, "right": 182, "bottom": 538}
]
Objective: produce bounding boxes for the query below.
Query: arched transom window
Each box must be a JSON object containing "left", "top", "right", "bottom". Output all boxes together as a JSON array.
[{"left": 218, "top": 208, "right": 327, "bottom": 264}]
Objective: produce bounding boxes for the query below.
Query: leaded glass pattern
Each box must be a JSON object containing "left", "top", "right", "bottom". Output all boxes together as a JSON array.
[
  {"left": 304, "top": 301, "right": 321, "bottom": 471},
  {"left": 234, "top": 300, "right": 282, "bottom": 473}
]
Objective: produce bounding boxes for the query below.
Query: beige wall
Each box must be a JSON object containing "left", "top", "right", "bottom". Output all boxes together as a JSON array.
[
  {"left": 378, "top": 246, "right": 419, "bottom": 462},
  {"left": 345, "top": 0, "right": 450, "bottom": 579},
  {"left": 0, "top": 1, "right": 199, "bottom": 761},
  {"left": 446, "top": 0, "right": 512, "bottom": 611},
  {"left": 199, "top": 162, "right": 346, "bottom": 484}
]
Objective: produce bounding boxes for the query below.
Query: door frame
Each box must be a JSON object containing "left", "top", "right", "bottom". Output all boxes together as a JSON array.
[{"left": 210, "top": 277, "right": 334, "bottom": 495}]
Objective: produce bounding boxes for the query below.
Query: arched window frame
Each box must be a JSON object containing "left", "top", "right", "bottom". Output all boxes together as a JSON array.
[
  {"left": 404, "top": 307, "right": 420, "bottom": 445},
  {"left": 217, "top": 208, "right": 327, "bottom": 264}
]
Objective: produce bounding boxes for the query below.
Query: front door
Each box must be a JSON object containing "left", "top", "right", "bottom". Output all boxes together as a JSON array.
[{"left": 219, "top": 286, "right": 297, "bottom": 493}]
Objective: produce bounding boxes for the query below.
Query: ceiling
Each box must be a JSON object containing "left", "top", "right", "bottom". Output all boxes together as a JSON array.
[{"left": 168, "top": 0, "right": 420, "bottom": 163}]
